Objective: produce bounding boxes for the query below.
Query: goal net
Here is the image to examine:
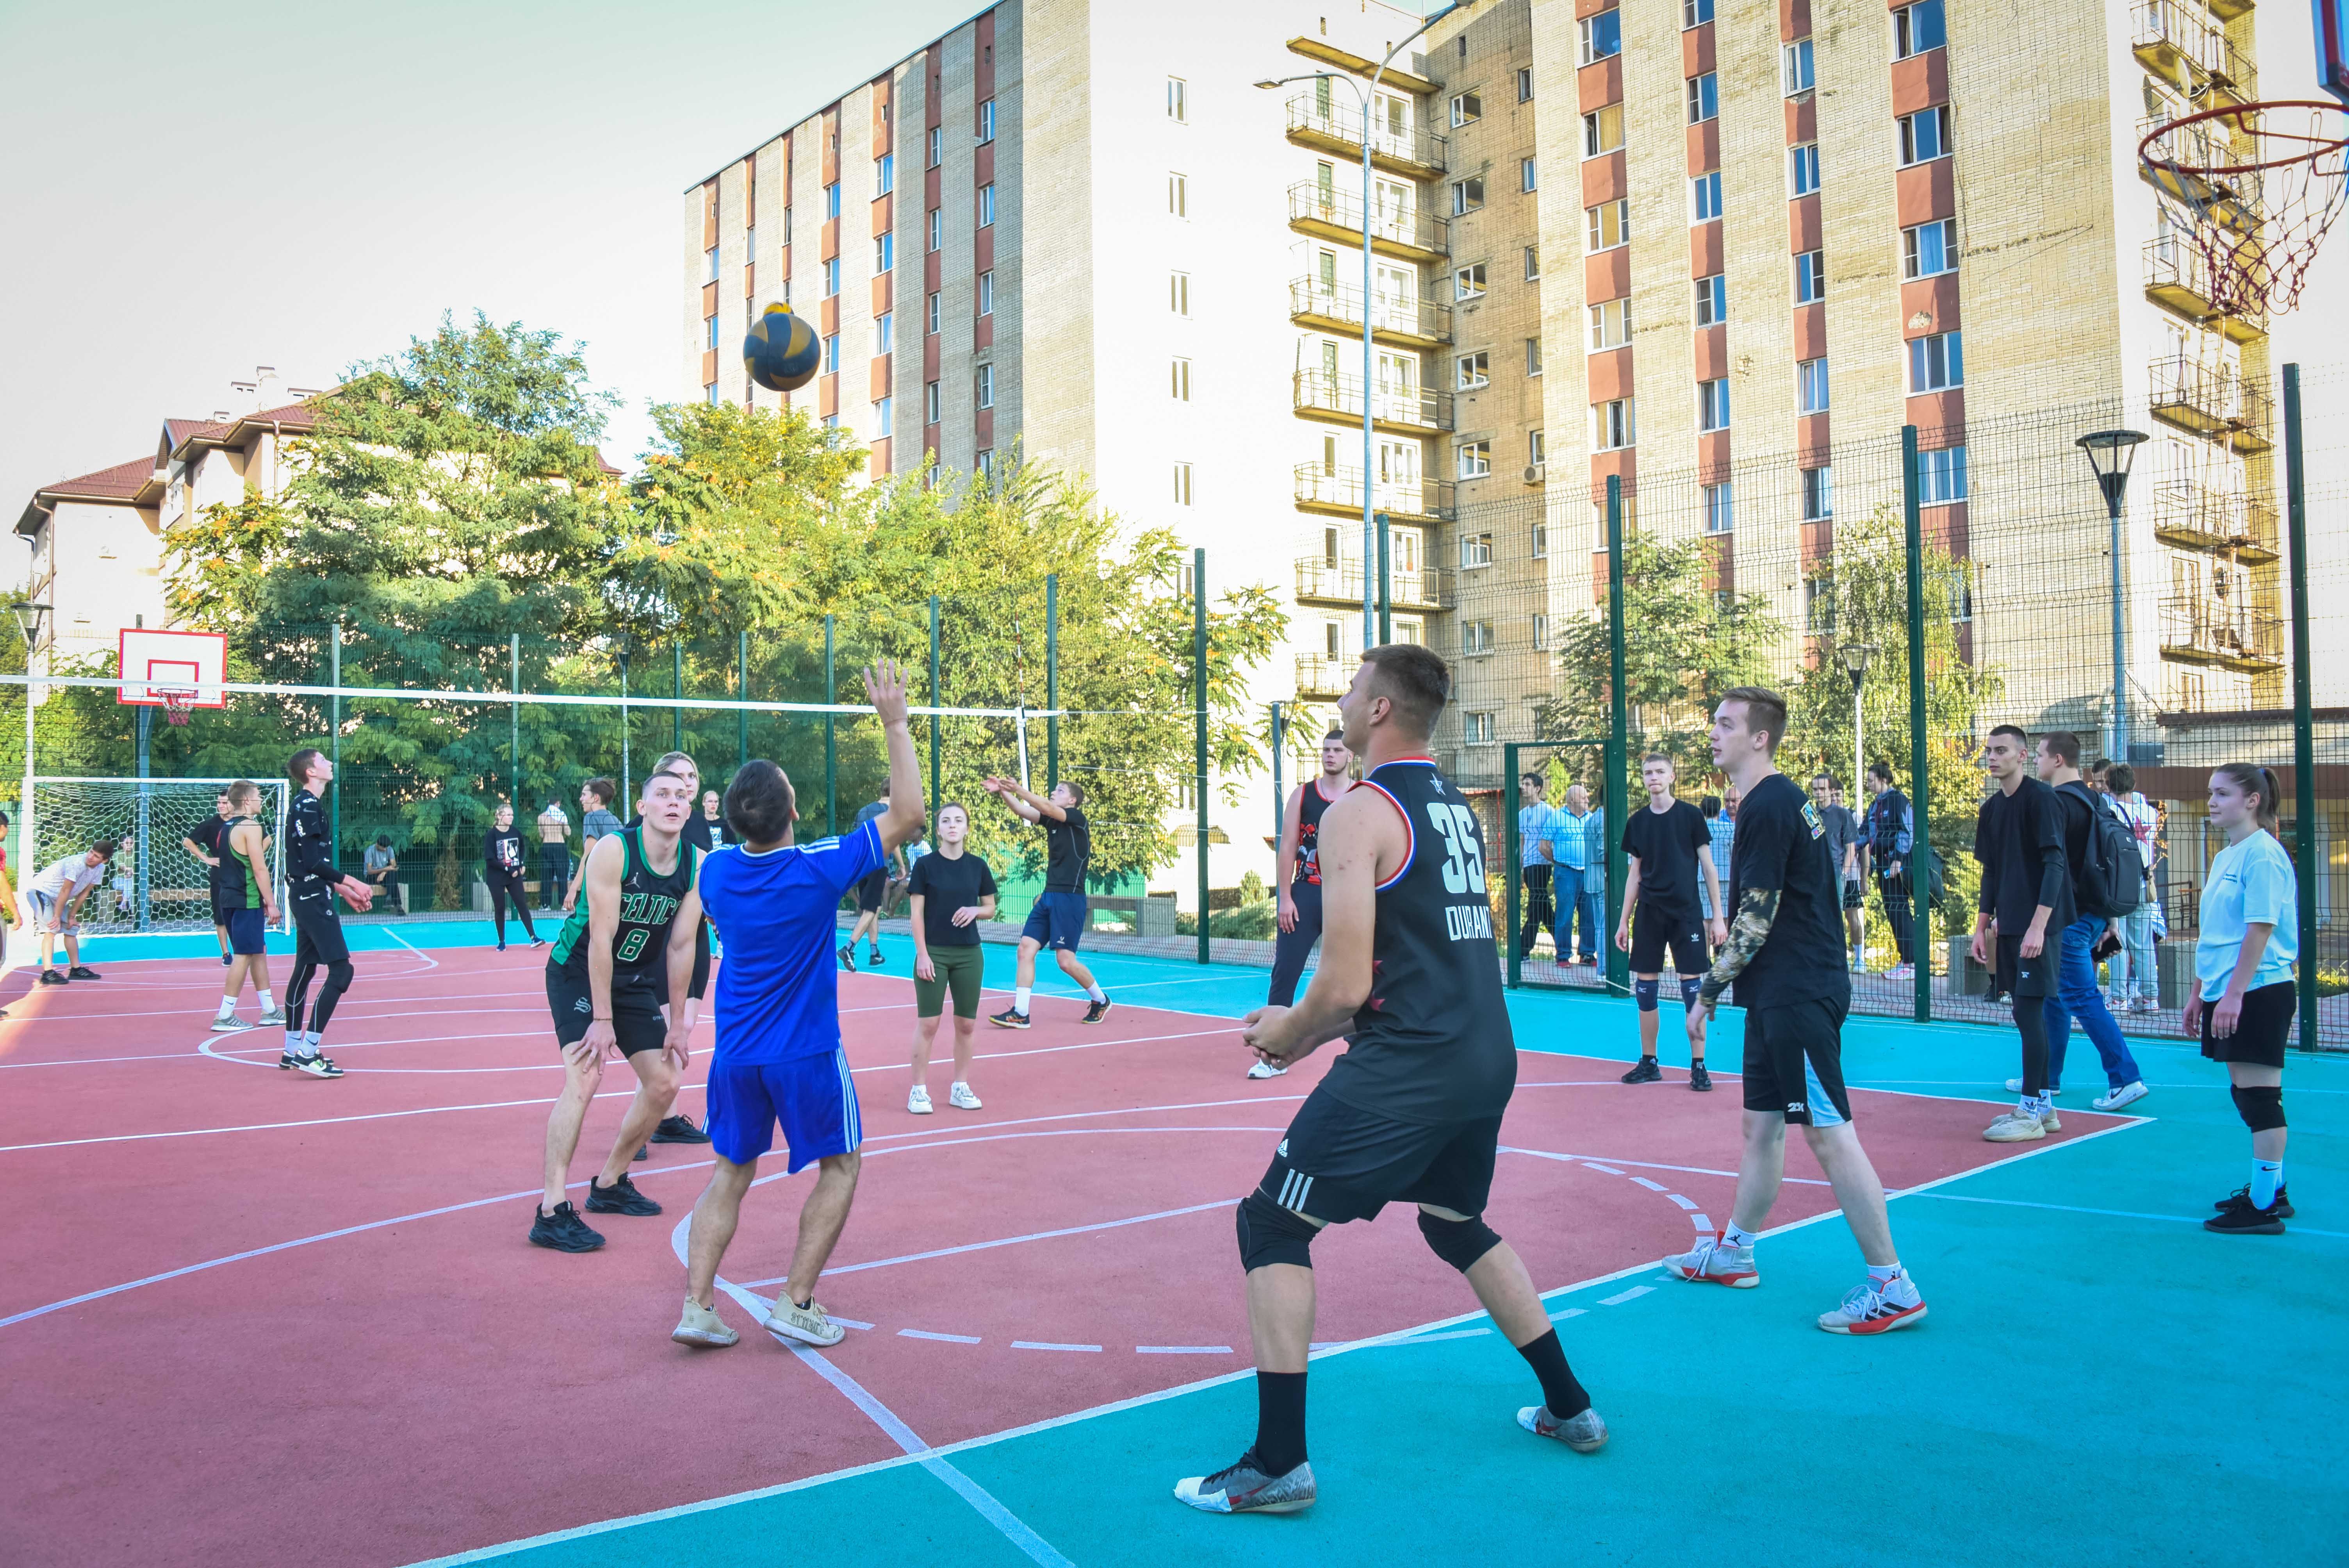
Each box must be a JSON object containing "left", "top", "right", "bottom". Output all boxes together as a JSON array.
[{"left": 23, "top": 777, "right": 290, "bottom": 935}]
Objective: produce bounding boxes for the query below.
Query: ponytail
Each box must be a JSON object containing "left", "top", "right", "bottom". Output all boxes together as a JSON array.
[{"left": 2214, "top": 761, "right": 2282, "bottom": 838}]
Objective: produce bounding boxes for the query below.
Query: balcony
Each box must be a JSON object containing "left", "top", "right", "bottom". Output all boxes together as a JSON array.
[
  {"left": 1294, "top": 556, "right": 1456, "bottom": 611},
  {"left": 1294, "top": 462, "right": 1454, "bottom": 522},
  {"left": 1292, "top": 367, "right": 1451, "bottom": 435},
  {"left": 1287, "top": 182, "right": 1449, "bottom": 265},
  {"left": 2131, "top": 0, "right": 2254, "bottom": 101},
  {"left": 2145, "top": 474, "right": 2280, "bottom": 562},
  {"left": 2149, "top": 355, "right": 2272, "bottom": 450},
  {"left": 2143, "top": 236, "right": 2267, "bottom": 340},
  {"left": 1295, "top": 653, "right": 1353, "bottom": 698},
  {"left": 2160, "top": 593, "right": 2283, "bottom": 672},
  {"left": 1283, "top": 94, "right": 1448, "bottom": 179},
  {"left": 1287, "top": 278, "right": 1452, "bottom": 349},
  {"left": 1282, "top": 35, "right": 1438, "bottom": 95},
  {"left": 2137, "top": 114, "right": 2261, "bottom": 230}
]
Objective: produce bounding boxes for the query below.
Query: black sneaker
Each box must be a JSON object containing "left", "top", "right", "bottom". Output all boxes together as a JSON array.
[
  {"left": 37, "top": 971, "right": 64, "bottom": 987},
  {"left": 988, "top": 1006, "right": 1031, "bottom": 1030},
  {"left": 633, "top": 1144, "right": 650, "bottom": 1161},
  {"left": 1082, "top": 998, "right": 1113, "bottom": 1025},
  {"left": 1689, "top": 1063, "right": 1713, "bottom": 1092},
  {"left": 495, "top": 941, "right": 507, "bottom": 952},
  {"left": 67, "top": 966, "right": 100, "bottom": 980},
  {"left": 530, "top": 936, "right": 547, "bottom": 949},
  {"left": 867, "top": 948, "right": 886, "bottom": 967},
  {"left": 287, "top": 1053, "right": 344, "bottom": 1079},
  {"left": 838, "top": 944, "right": 856, "bottom": 972},
  {"left": 529, "top": 1201, "right": 607, "bottom": 1252},
  {"left": 650, "top": 1114, "right": 711, "bottom": 1144},
  {"left": 2214, "top": 1183, "right": 2294, "bottom": 1220},
  {"left": 1621, "top": 1057, "right": 1662, "bottom": 1085},
  {"left": 2204, "top": 1201, "right": 2286, "bottom": 1235},
  {"left": 585, "top": 1174, "right": 663, "bottom": 1216}
]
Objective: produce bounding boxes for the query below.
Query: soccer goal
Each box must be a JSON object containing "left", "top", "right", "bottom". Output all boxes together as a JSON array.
[{"left": 23, "top": 777, "right": 290, "bottom": 935}]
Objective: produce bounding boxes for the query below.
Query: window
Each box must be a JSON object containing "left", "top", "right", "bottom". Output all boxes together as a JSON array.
[
  {"left": 1909, "top": 330, "right": 1963, "bottom": 391},
  {"left": 1921, "top": 444, "right": 1968, "bottom": 503},
  {"left": 1171, "top": 356, "right": 1191, "bottom": 400},
  {"left": 781, "top": 205, "right": 792, "bottom": 244},
  {"left": 1586, "top": 199, "right": 1630, "bottom": 252},
  {"left": 925, "top": 380, "right": 941, "bottom": 424},
  {"left": 1530, "top": 522, "right": 1548, "bottom": 558},
  {"left": 1460, "top": 531, "right": 1495, "bottom": 566},
  {"left": 825, "top": 182, "right": 841, "bottom": 219},
  {"left": 1797, "top": 356, "right": 1830, "bottom": 413},
  {"left": 1450, "top": 176, "right": 1485, "bottom": 215},
  {"left": 927, "top": 207, "right": 942, "bottom": 250},
  {"left": 1532, "top": 613, "right": 1551, "bottom": 649},
  {"left": 927, "top": 290, "right": 942, "bottom": 335},
  {"left": 824, "top": 256, "right": 841, "bottom": 296},
  {"left": 1169, "top": 173, "right": 1187, "bottom": 217},
  {"left": 1790, "top": 142, "right": 1820, "bottom": 196},
  {"left": 1528, "top": 428, "right": 1546, "bottom": 465},
  {"left": 1524, "top": 244, "right": 1541, "bottom": 280},
  {"left": 874, "top": 396, "right": 893, "bottom": 438},
  {"left": 1588, "top": 296, "right": 1632, "bottom": 350},
  {"left": 1173, "top": 462, "right": 1192, "bottom": 504},
  {"left": 1695, "top": 273, "right": 1727, "bottom": 325},
  {"left": 1899, "top": 105, "right": 1952, "bottom": 165},
  {"left": 1697, "top": 377, "right": 1731, "bottom": 431},
  {"left": 1802, "top": 463, "right": 1834, "bottom": 520},
  {"left": 1520, "top": 157, "right": 1538, "bottom": 193},
  {"left": 1580, "top": 8, "right": 1622, "bottom": 64},
  {"left": 1805, "top": 573, "right": 1836, "bottom": 633},
  {"left": 1167, "top": 76, "right": 1187, "bottom": 122},
  {"left": 1904, "top": 217, "right": 1958, "bottom": 278},
  {"left": 823, "top": 333, "right": 840, "bottom": 372},
  {"left": 977, "top": 448, "right": 994, "bottom": 481},
  {"left": 1458, "top": 441, "right": 1492, "bottom": 479},
  {"left": 975, "top": 363, "right": 994, "bottom": 408},
  {"left": 704, "top": 314, "right": 720, "bottom": 350},
  {"left": 978, "top": 98, "right": 996, "bottom": 143},
  {"left": 1463, "top": 620, "right": 1495, "bottom": 656},
  {"left": 1795, "top": 249, "right": 1827, "bottom": 302},
  {"left": 1526, "top": 338, "right": 1544, "bottom": 376},
  {"left": 1449, "top": 91, "right": 1482, "bottom": 127},
  {"left": 1465, "top": 711, "right": 1497, "bottom": 747},
  {"left": 927, "top": 126, "right": 942, "bottom": 167},
  {"left": 1454, "top": 262, "right": 1487, "bottom": 300},
  {"left": 704, "top": 246, "right": 718, "bottom": 283},
  {"left": 1583, "top": 103, "right": 1624, "bottom": 157},
  {"left": 1517, "top": 66, "right": 1534, "bottom": 102},
  {"left": 1687, "top": 72, "right": 1718, "bottom": 124},
  {"left": 876, "top": 311, "right": 894, "bottom": 354},
  {"left": 1456, "top": 350, "right": 1490, "bottom": 390},
  {"left": 1592, "top": 396, "right": 1636, "bottom": 450},
  {"left": 977, "top": 184, "right": 996, "bottom": 226},
  {"left": 1704, "top": 480, "right": 1734, "bottom": 533},
  {"left": 1170, "top": 271, "right": 1190, "bottom": 314},
  {"left": 1684, "top": 0, "right": 1714, "bottom": 25},
  {"left": 703, "top": 381, "right": 719, "bottom": 406},
  {"left": 744, "top": 223, "right": 756, "bottom": 256},
  {"left": 1691, "top": 170, "right": 1723, "bottom": 221},
  {"left": 1895, "top": 0, "right": 1946, "bottom": 58},
  {"left": 978, "top": 270, "right": 994, "bottom": 315},
  {"left": 1784, "top": 38, "right": 1814, "bottom": 94},
  {"left": 876, "top": 153, "right": 894, "bottom": 195},
  {"left": 874, "top": 232, "right": 894, "bottom": 273}
]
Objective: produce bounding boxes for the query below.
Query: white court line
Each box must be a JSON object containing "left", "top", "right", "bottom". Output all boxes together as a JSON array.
[
  {"left": 1136, "top": 1345, "right": 1233, "bottom": 1355},
  {"left": 1597, "top": 1285, "right": 1654, "bottom": 1306},
  {"left": 1394, "top": 1326, "right": 1490, "bottom": 1343},
  {"left": 898, "top": 1328, "right": 983, "bottom": 1344},
  {"left": 1011, "top": 1342, "right": 1103, "bottom": 1353},
  {"left": 743, "top": 1199, "right": 1238, "bottom": 1288},
  {"left": 1503, "top": 1145, "right": 1832, "bottom": 1188},
  {"left": 0, "top": 1083, "right": 693, "bottom": 1155},
  {"left": 1908, "top": 1190, "right": 2349, "bottom": 1240}
]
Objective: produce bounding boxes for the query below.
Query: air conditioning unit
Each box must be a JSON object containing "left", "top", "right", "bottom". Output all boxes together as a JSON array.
[{"left": 1522, "top": 463, "right": 1546, "bottom": 485}]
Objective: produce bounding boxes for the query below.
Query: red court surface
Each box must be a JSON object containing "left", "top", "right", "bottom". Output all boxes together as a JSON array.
[{"left": 0, "top": 948, "right": 2129, "bottom": 1566}]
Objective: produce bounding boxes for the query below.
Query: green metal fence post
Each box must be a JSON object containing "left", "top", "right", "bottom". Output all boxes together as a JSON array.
[
  {"left": 1376, "top": 512, "right": 1392, "bottom": 646},
  {"left": 736, "top": 630, "right": 749, "bottom": 777},
  {"left": 823, "top": 615, "right": 837, "bottom": 837},
  {"left": 1505, "top": 742, "right": 1523, "bottom": 989},
  {"left": 1045, "top": 574, "right": 1060, "bottom": 793},
  {"left": 1604, "top": 476, "right": 1629, "bottom": 999},
  {"left": 1271, "top": 702, "right": 1285, "bottom": 843},
  {"left": 1194, "top": 548, "right": 1210, "bottom": 966},
  {"left": 1902, "top": 426, "right": 1932, "bottom": 1023},
  {"left": 329, "top": 623, "right": 342, "bottom": 859},
  {"left": 2284, "top": 363, "right": 2319, "bottom": 1051},
  {"left": 929, "top": 593, "right": 942, "bottom": 810}
]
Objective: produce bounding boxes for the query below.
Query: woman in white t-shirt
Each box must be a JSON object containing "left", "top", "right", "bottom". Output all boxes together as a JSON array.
[{"left": 2188, "top": 763, "right": 2298, "bottom": 1235}]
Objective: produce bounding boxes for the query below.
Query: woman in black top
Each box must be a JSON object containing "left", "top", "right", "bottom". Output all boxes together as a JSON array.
[
  {"left": 483, "top": 804, "right": 543, "bottom": 951},
  {"left": 906, "top": 802, "right": 998, "bottom": 1114}
]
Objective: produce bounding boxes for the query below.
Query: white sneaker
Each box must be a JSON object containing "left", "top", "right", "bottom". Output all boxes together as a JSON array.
[
  {"left": 1247, "top": 1060, "right": 1288, "bottom": 1080},
  {"left": 1983, "top": 1108, "right": 2047, "bottom": 1142},
  {"left": 672, "top": 1297, "right": 738, "bottom": 1348},
  {"left": 2039, "top": 1102, "right": 2061, "bottom": 1132},
  {"left": 765, "top": 1295, "right": 847, "bottom": 1347},
  {"left": 2133, "top": 996, "right": 2160, "bottom": 1014},
  {"left": 255, "top": 1008, "right": 288, "bottom": 1027},
  {"left": 2092, "top": 1080, "right": 2149, "bottom": 1112},
  {"left": 210, "top": 1015, "right": 253, "bottom": 1033},
  {"left": 907, "top": 1085, "right": 934, "bottom": 1114},
  {"left": 948, "top": 1082, "right": 982, "bottom": 1110},
  {"left": 1889, "top": 963, "right": 1915, "bottom": 980},
  {"left": 2004, "top": 1078, "right": 2064, "bottom": 1096}
]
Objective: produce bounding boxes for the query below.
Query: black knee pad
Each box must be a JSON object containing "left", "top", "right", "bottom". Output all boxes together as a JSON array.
[
  {"left": 1417, "top": 1209, "right": 1502, "bottom": 1273},
  {"left": 325, "top": 960, "right": 355, "bottom": 991},
  {"left": 1679, "top": 976, "right": 1703, "bottom": 1009},
  {"left": 2230, "top": 1084, "right": 2286, "bottom": 1133},
  {"left": 1237, "top": 1188, "right": 1318, "bottom": 1272},
  {"left": 1634, "top": 978, "right": 1660, "bottom": 1013}
]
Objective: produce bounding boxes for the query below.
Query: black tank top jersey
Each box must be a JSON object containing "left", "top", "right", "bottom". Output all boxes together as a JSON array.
[
  {"left": 1319, "top": 758, "right": 1517, "bottom": 1126},
  {"left": 548, "top": 827, "right": 700, "bottom": 985},
  {"left": 1292, "top": 778, "right": 1348, "bottom": 887}
]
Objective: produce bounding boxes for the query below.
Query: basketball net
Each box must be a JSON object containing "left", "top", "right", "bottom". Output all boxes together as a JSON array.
[
  {"left": 161, "top": 690, "right": 196, "bottom": 727},
  {"left": 2140, "top": 100, "right": 2349, "bottom": 320}
]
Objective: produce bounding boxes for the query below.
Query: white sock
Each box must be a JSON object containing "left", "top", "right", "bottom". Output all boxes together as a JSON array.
[
  {"left": 2252, "top": 1158, "right": 2284, "bottom": 1208},
  {"left": 257, "top": 990, "right": 274, "bottom": 1010},
  {"left": 301, "top": 1031, "right": 321, "bottom": 1057},
  {"left": 1084, "top": 983, "right": 1107, "bottom": 1003},
  {"left": 1014, "top": 987, "right": 1031, "bottom": 1014},
  {"left": 216, "top": 996, "right": 237, "bottom": 1019},
  {"left": 1722, "top": 1222, "right": 1757, "bottom": 1250}
]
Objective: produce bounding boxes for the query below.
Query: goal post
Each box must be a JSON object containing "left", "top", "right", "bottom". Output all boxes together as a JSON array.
[{"left": 25, "top": 777, "right": 290, "bottom": 935}]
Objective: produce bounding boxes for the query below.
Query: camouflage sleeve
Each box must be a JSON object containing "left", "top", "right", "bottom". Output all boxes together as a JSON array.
[{"left": 1697, "top": 887, "right": 1779, "bottom": 1007}]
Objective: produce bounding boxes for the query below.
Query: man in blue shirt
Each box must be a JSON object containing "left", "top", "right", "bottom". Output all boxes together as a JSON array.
[
  {"left": 1515, "top": 772, "right": 1561, "bottom": 961},
  {"left": 1577, "top": 789, "right": 1608, "bottom": 966},
  {"left": 666, "top": 660, "right": 927, "bottom": 1352},
  {"left": 1551, "top": 783, "right": 1596, "bottom": 965}
]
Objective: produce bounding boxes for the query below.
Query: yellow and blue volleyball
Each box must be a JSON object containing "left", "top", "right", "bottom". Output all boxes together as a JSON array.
[{"left": 744, "top": 303, "right": 820, "bottom": 393}]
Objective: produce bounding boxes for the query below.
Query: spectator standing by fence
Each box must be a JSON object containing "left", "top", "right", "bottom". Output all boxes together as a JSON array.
[
  {"left": 1517, "top": 773, "right": 1561, "bottom": 961},
  {"left": 1813, "top": 775, "right": 1865, "bottom": 970},
  {"left": 1554, "top": 783, "right": 1597, "bottom": 965},
  {"left": 537, "top": 798, "right": 572, "bottom": 910},
  {"left": 1579, "top": 790, "right": 1608, "bottom": 968},
  {"left": 1865, "top": 763, "right": 1917, "bottom": 979},
  {"left": 2103, "top": 764, "right": 2160, "bottom": 1012}
]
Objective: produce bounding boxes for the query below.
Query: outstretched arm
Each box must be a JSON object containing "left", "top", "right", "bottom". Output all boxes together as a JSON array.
[
  {"left": 865, "top": 661, "right": 929, "bottom": 853},
  {"left": 984, "top": 776, "right": 1052, "bottom": 822}
]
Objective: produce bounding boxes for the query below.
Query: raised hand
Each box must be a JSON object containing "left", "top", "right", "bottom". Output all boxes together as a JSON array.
[{"left": 862, "top": 658, "right": 912, "bottom": 729}]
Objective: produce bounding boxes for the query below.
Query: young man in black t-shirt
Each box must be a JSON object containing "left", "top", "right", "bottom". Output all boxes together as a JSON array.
[
  {"left": 906, "top": 802, "right": 999, "bottom": 1113},
  {"left": 1668, "top": 687, "right": 1925, "bottom": 1335},
  {"left": 1971, "top": 724, "right": 2073, "bottom": 1142},
  {"left": 180, "top": 790, "right": 234, "bottom": 966},
  {"left": 1615, "top": 753, "right": 1727, "bottom": 1089},
  {"left": 982, "top": 776, "right": 1110, "bottom": 1026}
]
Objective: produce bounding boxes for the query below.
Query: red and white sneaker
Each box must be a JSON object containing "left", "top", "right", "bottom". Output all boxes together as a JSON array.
[
  {"left": 1817, "top": 1277, "right": 1927, "bottom": 1335},
  {"left": 1665, "top": 1237, "right": 1759, "bottom": 1288}
]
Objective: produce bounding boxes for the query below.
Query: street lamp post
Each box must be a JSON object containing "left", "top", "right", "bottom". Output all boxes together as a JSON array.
[
  {"left": 1258, "top": 0, "right": 1467, "bottom": 653},
  {"left": 1837, "top": 640, "right": 1878, "bottom": 803},
  {"left": 2076, "top": 429, "right": 2149, "bottom": 764},
  {"left": 13, "top": 601, "right": 50, "bottom": 876}
]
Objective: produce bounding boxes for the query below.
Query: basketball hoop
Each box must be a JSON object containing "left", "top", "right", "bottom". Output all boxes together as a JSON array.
[
  {"left": 2139, "top": 100, "right": 2348, "bottom": 319},
  {"left": 161, "top": 690, "right": 196, "bottom": 727}
]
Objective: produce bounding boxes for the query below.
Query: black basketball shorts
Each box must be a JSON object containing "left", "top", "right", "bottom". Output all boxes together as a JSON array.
[
  {"left": 1256, "top": 1085, "right": 1502, "bottom": 1226},
  {"left": 1630, "top": 901, "right": 1709, "bottom": 975}
]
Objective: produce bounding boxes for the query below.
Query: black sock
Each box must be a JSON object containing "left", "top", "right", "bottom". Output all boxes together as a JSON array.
[
  {"left": 1253, "top": 1370, "right": 1308, "bottom": 1475},
  {"left": 1516, "top": 1328, "right": 1590, "bottom": 1420}
]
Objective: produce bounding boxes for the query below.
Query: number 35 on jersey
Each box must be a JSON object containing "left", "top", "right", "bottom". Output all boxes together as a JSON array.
[{"left": 1424, "top": 803, "right": 1495, "bottom": 942}]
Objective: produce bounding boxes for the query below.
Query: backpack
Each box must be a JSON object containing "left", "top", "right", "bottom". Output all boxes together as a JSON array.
[{"left": 2058, "top": 780, "right": 2142, "bottom": 919}]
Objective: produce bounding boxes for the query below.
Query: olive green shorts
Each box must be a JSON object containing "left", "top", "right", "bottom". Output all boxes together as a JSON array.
[{"left": 915, "top": 944, "right": 986, "bottom": 1019}]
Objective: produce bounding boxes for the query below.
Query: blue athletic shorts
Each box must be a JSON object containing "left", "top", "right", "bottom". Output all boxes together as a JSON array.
[
  {"left": 1020, "top": 889, "right": 1087, "bottom": 952},
  {"left": 705, "top": 1048, "right": 863, "bottom": 1174},
  {"left": 225, "top": 907, "right": 268, "bottom": 956}
]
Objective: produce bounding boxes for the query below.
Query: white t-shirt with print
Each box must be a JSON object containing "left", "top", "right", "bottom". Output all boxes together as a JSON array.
[{"left": 31, "top": 854, "right": 105, "bottom": 903}]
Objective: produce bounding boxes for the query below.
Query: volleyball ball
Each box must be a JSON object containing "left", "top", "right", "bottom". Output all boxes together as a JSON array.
[{"left": 744, "top": 303, "right": 820, "bottom": 393}]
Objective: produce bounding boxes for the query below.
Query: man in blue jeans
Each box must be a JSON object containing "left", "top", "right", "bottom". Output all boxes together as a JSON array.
[
  {"left": 1554, "top": 784, "right": 1598, "bottom": 964},
  {"left": 2016, "top": 731, "right": 2149, "bottom": 1112}
]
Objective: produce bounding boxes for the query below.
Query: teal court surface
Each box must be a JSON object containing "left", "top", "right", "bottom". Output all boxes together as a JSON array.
[{"left": 2, "top": 923, "right": 2342, "bottom": 1567}]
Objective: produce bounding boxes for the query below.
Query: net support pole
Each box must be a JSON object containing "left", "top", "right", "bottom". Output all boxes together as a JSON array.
[
  {"left": 509, "top": 634, "right": 520, "bottom": 809},
  {"left": 329, "top": 624, "right": 342, "bottom": 865},
  {"left": 2284, "top": 363, "right": 2319, "bottom": 1051},
  {"left": 1194, "top": 547, "right": 1210, "bottom": 967},
  {"left": 823, "top": 615, "right": 837, "bottom": 837},
  {"left": 1376, "top": 512, "right": 1392, "bottom": 646},
  {"left": 135, "top": 706, "right": 152, "bottom": 934},
  {"left": 1270, "top": 702, "right": 1284, "bottom": 843},
  {"left": 618, "top": 652, "right": 631, "bottom": 807},
  {"left": 736, "top": 631, "right": 749, "bottom": 779},
  {"left": 671, "top": 643, "right": 682, "bottom": 755},
  {"left": 929, "top": 594, "right": 942, "bottom": 811},
  {"left": 1903, "top": 426, "right": 1933, "bottom": 1023},
  {"left": 1603, "top": 476, "right": 1629, "bottom": 999},
  {"left": 1045, "top": 574, "right": 1060, "bottom": 793}
]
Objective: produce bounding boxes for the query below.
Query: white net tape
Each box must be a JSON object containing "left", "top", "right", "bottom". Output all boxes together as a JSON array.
[{"left": 23, "top": 777, "right": 290, "bottom": 935}]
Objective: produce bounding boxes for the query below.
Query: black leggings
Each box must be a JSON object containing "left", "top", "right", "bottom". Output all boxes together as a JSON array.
[
  {"left": 489, "top": 875, "right": 538, "bottom": 944},
  {"left": 1268, "top": 882, "right": 1322, "bottom": 1008},
  {"left": 286, "top": 898, "right": 354, "bottom": 1041}
]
